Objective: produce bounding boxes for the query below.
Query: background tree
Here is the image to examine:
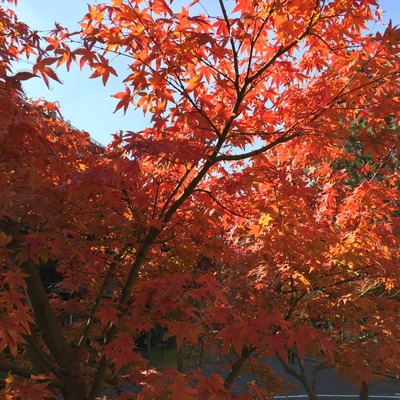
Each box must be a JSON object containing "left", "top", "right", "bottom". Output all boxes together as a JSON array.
[{"left": 1, "top": 0, "right": 399, "bottom": 399}]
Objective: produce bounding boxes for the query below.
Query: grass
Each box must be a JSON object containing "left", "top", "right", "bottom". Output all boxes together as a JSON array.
[{"left": 141, "top": 344, "right": 219, "bottom": 371}]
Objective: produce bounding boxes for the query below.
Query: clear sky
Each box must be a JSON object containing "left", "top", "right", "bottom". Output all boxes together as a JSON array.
[{"left": 9, "top": 0, "right": 400, "bottom": 146}]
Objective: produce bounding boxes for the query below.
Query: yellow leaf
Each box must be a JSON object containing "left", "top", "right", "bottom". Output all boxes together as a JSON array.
[{"left": 259, "top": 214, "right": 273, "bottom": 228}]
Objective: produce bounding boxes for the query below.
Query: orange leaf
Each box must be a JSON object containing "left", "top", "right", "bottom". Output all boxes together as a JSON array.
[{"left": 113, "top": 85, "right": 132, "bottom": 114}]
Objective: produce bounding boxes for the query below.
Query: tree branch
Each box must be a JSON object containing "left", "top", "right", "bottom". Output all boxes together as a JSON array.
[
  {"left": 218, "top": 0, "right": 240, "bottom": 91},
  {"left": 24, "top": 332, "right": 63, "bottom": 379},
  {"left": 246, "top": 9, "right": 320, "bottom": 85},
  {"left": 224, "top": 345, "right": 255, "bottom": 390},
  {"left": 275, "top": 350, "right": 302, "bottom": 380},
  {"left": 76, "top": 268, "right": 113, "bottom": 356},
  {"left": 215, "top": 132, "right": 300, "bottom": 162},
  {"left": 193, "top": 188, "right": 250, "bottom": 219},
  {"left": 0, "top": 362, "right": 65, "bottom": 390}
]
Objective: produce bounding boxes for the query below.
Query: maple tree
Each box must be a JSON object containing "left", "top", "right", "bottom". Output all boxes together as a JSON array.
[{"left": 1, "top": 0, "right": 400, "bottom": 399}]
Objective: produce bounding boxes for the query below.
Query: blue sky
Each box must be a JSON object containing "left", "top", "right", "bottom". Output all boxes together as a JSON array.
[{"left": 9, "top": 0, "right": 400, "bottom": 146}]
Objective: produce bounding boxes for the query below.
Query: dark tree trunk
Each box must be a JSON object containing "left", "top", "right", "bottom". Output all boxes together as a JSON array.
[
  {"left": 275, "top": 351, "right": 319, "bottom": 400},
  {"left": 2, "top": 219, "right": 87, "bottom": 400},
  {"left": 360, "top": 381, "right": 369, "bottom": 400},
  {"left": 176, "top": 346, "right": 184, "bottom": 373},
  {"left": 224, "top": 346, "right": 253, "bottom": 390}
]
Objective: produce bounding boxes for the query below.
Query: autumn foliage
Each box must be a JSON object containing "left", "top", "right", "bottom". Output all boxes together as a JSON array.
[{"left": 1, "top": 0, "right": 400, "bottom": 399}]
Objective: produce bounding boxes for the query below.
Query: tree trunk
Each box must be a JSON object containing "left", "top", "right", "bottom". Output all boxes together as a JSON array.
[
  {"left": 24, "top": 335, "right": 52, "bottom": 375},
  {"left": 61, "top": 374, "right": 87, "bottom": 400},
  {"left": 2, "top": 219, "right": 87, "bottom": 400},
  {"left": 176, "top": 346, "right": 184, "bottom": 373},
  {"left": 275, "top": 351, "right": 318, "bottom": 400},
  {"left": 360, "top": 381, "right": 369, "bottom": 400},
  {"left": 224, "top": 346, "right": 252, "bottom": 390},
  {"left": 302, "top": 377, "right": 318, "bottom": 400}
]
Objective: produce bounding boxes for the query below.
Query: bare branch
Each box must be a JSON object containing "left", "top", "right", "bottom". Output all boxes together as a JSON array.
[{"left": 215, "top": 132, "right": 300, "bottom": 162}]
